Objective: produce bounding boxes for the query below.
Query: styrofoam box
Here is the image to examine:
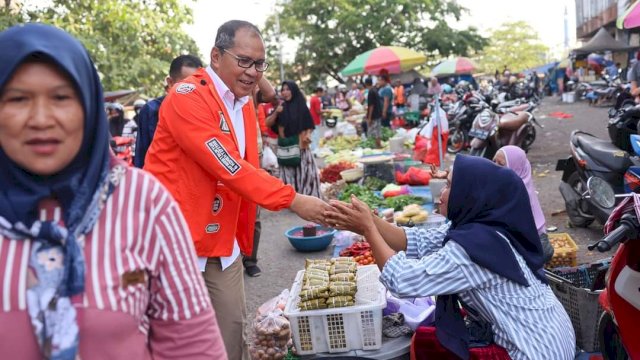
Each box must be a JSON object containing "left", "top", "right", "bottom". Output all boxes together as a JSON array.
[{"left": 284, "top": 265, "right": 387, "bottom": 355}]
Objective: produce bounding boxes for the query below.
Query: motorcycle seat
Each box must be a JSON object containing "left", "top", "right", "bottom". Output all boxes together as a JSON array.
[
  {"left": 574, "top": 132, "right": 631, "bottom": 172},
  {"left": 498, "top": 112, "right": 529, "bottom": 131},
  {"left": 501, "top": 104, "right": 529, "bottom": 113}
]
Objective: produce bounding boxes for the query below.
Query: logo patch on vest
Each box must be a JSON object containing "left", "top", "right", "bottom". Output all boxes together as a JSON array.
[
  {"left": 219, "top": 111, "right": 231, "bottom": 133},
  {"left": 175, "top": 83, "right": 196, "bottom": 94},
  {"left": 205, "top": 138, "right": 241, "bottom": 175},
  {"left": 205, "top": 223, "right": 220, "bottom": 233},
  {"left": 212, "top": 195, "right": 223, "bottom": 214}
]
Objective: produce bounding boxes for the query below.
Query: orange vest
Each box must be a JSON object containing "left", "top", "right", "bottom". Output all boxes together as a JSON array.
[
  {"left": 144, "top": 68, "right": 296, "bottom": 257},
  {"left": 394, "top": 85, "right": 405, "bottom": 105}
]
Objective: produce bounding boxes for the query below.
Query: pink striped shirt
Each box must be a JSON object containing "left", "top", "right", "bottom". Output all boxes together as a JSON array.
[{"left": 0, "top": 167, "right": 227, "bottom": 359}]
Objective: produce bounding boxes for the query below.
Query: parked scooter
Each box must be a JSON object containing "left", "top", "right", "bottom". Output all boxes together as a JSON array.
[
  {"left": 467, "top": 98, "right": 541, "bottom": 159},
  {"left": 557, "top": 104, "right": 640, "bottom": 227},
  {"left": 584, "top": 163, "right": 640, "bottom": 359},
  {"left": 446, "top": 91, "right": 485, "bottom": 153}
]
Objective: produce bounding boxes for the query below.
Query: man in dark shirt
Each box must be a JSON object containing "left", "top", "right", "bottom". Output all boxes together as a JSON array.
[
  {"left": 365, "top": 77, "right": 383, "bottom": 148},
  {"left": 134, "top": 54, "right": 203, "bottom": 168}
]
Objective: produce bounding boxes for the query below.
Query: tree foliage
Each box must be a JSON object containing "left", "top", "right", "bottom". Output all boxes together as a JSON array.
[
  {"left": 1, "top": 0, "right": 200, "bottom": 96},
  {"left": 475, "top": 21, "right": 550, "bottom": 74},
  {"left": 263, "top": 0, "right": 487, "bottom": 90}
]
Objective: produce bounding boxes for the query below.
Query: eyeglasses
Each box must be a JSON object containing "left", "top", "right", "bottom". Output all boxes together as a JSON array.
[{"left": 220, "top": 48, "right": 269, "bottom": 72}]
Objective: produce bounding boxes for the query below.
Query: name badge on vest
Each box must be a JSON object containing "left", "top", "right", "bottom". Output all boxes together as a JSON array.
[{"left": 219, "top": 111, "right": 230, "bottom": 133}]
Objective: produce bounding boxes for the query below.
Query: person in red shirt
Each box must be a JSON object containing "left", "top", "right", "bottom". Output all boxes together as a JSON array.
[{"left": 309, "top": 87, "right": 323, "bottom": 126}]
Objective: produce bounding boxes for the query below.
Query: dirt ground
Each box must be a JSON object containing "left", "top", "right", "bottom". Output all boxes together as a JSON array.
[{"left": 244, "top": 95, "right": 615, "bottom": 337}]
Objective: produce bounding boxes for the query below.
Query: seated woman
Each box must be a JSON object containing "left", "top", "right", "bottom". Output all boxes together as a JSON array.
[
  {"left": 493, "top": 145, "right": 554, "bottom": 262},
  {"left": 0, "top": 24, "right": 225, "bottom": 359},
  {"left": 326, "top": 155, "right": 575, "bottom": 359}
]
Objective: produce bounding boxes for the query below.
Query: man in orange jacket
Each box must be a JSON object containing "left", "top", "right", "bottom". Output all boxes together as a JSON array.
[{"left": 144, "top": 20, "right": 330, "bottom": 360}]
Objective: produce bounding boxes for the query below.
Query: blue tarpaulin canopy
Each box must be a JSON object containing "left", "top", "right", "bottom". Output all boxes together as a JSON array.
[{"left": 522, "top": 61, "right": 560, "bottom": 75}]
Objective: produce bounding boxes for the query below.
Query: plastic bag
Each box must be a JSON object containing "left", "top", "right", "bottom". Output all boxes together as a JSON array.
[
  {"left": 261, "top": 146, "right": 278, "bottom": 169},
  {"left": 249, "top": 289, "right": 292, "bottom": 360}
]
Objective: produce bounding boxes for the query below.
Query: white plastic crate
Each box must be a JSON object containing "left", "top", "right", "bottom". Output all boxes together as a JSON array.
[{"left": 283, "top": 265, "right": 387, "bottom": 355}]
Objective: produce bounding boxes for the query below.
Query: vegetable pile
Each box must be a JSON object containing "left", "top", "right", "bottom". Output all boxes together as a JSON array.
[
  {"left": 320, "top": 161, "right": 355, "bottom": 183},
  {"left": 384, "top": 195, "right": 426, "bottom": 211},
  {"left": 339, "top": 241, "right": 375, "bottom": 266},
  {"left": 363, "top": 176, "right": 387, "bottom": 191},
  {"left": 320, "top": 136, "right": 361, "bottom": 152},
  {"left": 338, "top": 184, "right": 425, "bottom": 210}
]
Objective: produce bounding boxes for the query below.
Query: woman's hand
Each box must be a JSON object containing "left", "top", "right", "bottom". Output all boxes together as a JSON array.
[
  {"left": 430, "top": 164, "right": 448, "bottom": 179},
  {"left": 276, "top": 105, "right": 284, "bottom": 113},
  {"left": 325, "top": 195, "right": 376, "bottom": 236}
]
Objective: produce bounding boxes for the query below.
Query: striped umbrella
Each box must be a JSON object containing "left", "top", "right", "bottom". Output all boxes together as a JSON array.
[
  {"left": 617, "top": 1, "right": 640, "bottom": 29},
  {"left": 431, "top": 57, "right": 478, "bottom": 76},
  {"left": 340, "top": 46, "right": 426, "bottom": 77}
]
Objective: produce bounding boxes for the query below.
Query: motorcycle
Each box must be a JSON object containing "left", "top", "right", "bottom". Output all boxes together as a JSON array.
[
  {"left": 467, "top": 98, "right": 541, "bottom": 160},
  {"left": 447, "top": 91, "right": 486, "bottom": 154},
  {"left": 584, "top": 161, "right": 640, "bottom": 359},
  {"left": 557, "top": 103, "right": 640, "bottom": 227}
]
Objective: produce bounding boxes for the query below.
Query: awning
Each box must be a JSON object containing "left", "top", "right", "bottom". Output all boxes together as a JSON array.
[{"left": 572, "top": 27, "right": 638, "bottom": 55}]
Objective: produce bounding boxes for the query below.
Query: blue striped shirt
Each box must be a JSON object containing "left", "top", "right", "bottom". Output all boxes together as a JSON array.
[{"left": 380, "top": 224, "right": 576, "bottom": 360}]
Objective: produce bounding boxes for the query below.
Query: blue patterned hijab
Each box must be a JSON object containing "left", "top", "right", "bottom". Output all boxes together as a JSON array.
[
  {"left": 435, "top": 155, "right": 546, "bottom": 359},
  {"left": 0, "top": 24, "right": 115, "bottom": 359}
]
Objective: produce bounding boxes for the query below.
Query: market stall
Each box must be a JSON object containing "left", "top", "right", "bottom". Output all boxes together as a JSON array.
[{"left": 249, "top": 123, "right": 451, "bottom": 359}]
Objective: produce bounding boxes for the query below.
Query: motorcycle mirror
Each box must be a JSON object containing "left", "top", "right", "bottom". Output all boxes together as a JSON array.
[{"left": 586, "top": 177, "right": 616, "bottom": 209}]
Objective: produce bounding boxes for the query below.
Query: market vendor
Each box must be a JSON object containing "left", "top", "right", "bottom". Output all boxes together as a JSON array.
[{"left": 325, "top": 155, "right": 576, "bottom": 360}]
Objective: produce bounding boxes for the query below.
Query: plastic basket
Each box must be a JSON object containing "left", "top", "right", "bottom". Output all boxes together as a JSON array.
[
  {"left": 545, "top": 269, "right": 603, "bottom": 352},
  {"left": 284, "top": 265, "right": 387, "bottom": 355},
  {"left": 550, "top": 258, "right": 611, "bottom": 290},
  {"left": 546, "top": 233, "right": 578, "bottom": 268}
]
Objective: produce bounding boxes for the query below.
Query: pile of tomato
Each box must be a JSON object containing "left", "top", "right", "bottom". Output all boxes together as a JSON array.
[{"left": 339, "top": 241, "right": 376, "bottom": 265}]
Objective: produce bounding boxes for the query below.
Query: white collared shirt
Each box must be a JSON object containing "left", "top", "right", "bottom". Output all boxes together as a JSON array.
[{"left": 197, "top": 66, "right": 250, "bottom": 271}]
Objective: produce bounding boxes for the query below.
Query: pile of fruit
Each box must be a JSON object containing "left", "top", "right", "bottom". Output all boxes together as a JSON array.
[
  {"left": 298, "top": 258, "right": 357, "bottom": 311},
  {"left": 339, "top": 241, "right": 375, "bottom": 265},
  {"left": 395, "top": 204, "right": 429, "bottom": 225}
]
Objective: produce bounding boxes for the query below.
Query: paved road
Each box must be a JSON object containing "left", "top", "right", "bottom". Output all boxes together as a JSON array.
[{"left": 244, "top": 95, "right": 614, "bottom": 327}]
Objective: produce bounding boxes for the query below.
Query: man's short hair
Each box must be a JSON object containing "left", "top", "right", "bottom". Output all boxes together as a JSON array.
[
  {"left": 315, "top": 87, "right": 324, "bottom": 93},
  {"left": 364, "top": 78, "right": 373, "bottom": 86},
  {"left": 169, "top": 54, "right": 203, "bottom": 80},
  {"left": 215, "top": 20, "right": 262, "bottom": 50}
]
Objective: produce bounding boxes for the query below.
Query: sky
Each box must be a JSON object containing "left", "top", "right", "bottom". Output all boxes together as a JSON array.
[{"left": 184, "top": 0, "right": 578, "bottom": 63}]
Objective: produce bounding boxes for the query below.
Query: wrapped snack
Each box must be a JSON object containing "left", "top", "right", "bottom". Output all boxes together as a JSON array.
[
  {"left": 326, "top": 295, "right": 355, "bottom": 308},
  {"left": 303, "top": 273, "right": 329, "bottom": 282},
  {"left": 331, "top": 257, "right": 356, "bottom": 264},
  {"left": 299, "top": 298, "right": 328, "bottom": 310},
  {"left": 303, "top": 279, "right": 329, "bottom": 288},
  {"left": 299, "top": 286, "right": 329, "bottom": 301},
  {"left": 249, "top": 290, "right": 292, "bottom": 360},
  {"left": 304, "top": 268, "right": 329, "bottom": 277},
  {"left": 305, "top": 259, "right": 330, "bottom": 267},
  {"left": 308, "top": 264, "right": 331, "bottom": 272},
  {"left": 329, "top": 282, "right": 357, "bottom": 297},
  {"left": 329, "top": 273, "right": 356, "bottom": 282},
  {"left": 329, "top": 263, "right": 357, "bottom": 275}
]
